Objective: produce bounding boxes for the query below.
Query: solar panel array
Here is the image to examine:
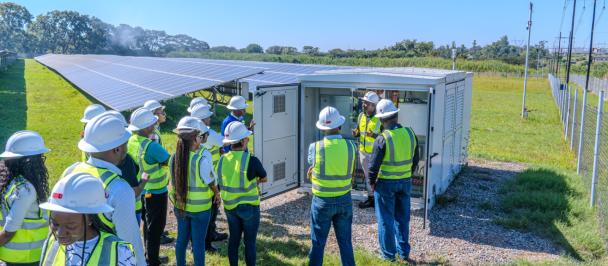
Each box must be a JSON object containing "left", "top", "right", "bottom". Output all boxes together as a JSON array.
[{"left": 35, "top": 54, "right": 266, "bottom": 111}]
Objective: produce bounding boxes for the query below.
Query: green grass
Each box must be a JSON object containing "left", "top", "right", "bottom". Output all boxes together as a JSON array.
[{"left": 470, "top": 75, "right": 607, "bottom": 263}]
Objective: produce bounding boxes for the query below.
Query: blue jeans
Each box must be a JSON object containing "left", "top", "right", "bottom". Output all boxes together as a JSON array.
[
  {"left": 174, "top": 208, "right": 211, "bottom": 266},
  {"left": 136, "top": 212, "right": 142, "bottom": 226},
  {"left": 374, "top": 178, "right": 412, "bottom": 261},
  {"left": 309, "top": 192, "right": 355, "bottom": 266},
  {"left": 225, "top": 204, "right": 260, "bottom": 266}
]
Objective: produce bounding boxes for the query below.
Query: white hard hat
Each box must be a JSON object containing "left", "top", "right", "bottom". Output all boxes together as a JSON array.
[
  {"left": 187, "top": 97, "right": 208, "bottom": 112},
  {"left": 174, "top": 116, "right": 209, "bottom": 135},
  {"left": 190, "top": 104, "right": 213, "bottom": 120},
  {"left": 39, "top": 172, "right": 113, "bottom": 214},
  {"left": 0, "top": 130, "right": 50, "bottom": 158},
  {"left": 227, "top": 96, "right": 248, "bottom": 110},
  {"left": 98, "top": 110, "right": 127, "bottom": 127},
  {"left": 361, "top": 91, "right": 380, "bottom": 104},
  {"left": 316, "top": 106, "right": 345, "bottom": 130},
  {"left": 375, "top": 99, "right": 400, "bottom": 119},
  {"left": 223, "top": 121, "right": 252, "bottom": 145},
  {"left": 80, "top": 104, "right": 106, "bottom": 123},
  {"left": 143, "top": 100, "right": 165, "bottom": 111},
  {"left": 128, "top": 107, "right": 159, "bottom": 132},
  {"left": 79, "top": 115, "right": 131, "bottom": 153}
]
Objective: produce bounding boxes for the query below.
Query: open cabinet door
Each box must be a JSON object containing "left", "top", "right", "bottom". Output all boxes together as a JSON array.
[{"left": 253, "top": 84, "right": 300, "bottom": 199}]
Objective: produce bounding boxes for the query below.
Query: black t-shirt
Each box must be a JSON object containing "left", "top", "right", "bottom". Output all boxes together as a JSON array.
[
  {"left": 117, "top": 154, "right": 140, "bottom": 188},
  {"left": 247, "top": 156, "right": 267, "bottom": 181}
]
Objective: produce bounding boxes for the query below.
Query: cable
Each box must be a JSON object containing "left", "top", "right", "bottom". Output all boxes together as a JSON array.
[{"left": 575, "top": 0, "right": 587, "bottom": 35}]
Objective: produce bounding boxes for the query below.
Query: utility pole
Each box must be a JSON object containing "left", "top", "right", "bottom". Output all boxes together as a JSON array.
[
  {"left": 556, "top": 33, "right": 563, "bottom": 77},
  {"left": 522, "top": 2, "right": 533, "bottom": 118},
  {"left": 585, "top": 0, "right": 598, "bottom": 94},
  {"left": 565, "top": 0, "right": 577, "bottom": 86}
]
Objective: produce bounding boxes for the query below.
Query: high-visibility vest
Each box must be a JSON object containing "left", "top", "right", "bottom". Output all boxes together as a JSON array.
[
  {"left": 62, "top": 162, "right": 118, "bottom": 231},
  {"left": 40, "top": 231, "right": 133, "bottom": 266},
  {"left": 0, "top": 178, "right": 49, "bottom": 263},
  {"left": 216, "top": 151, "right": 259, "bottom": 210},
  {"left": 357, "top": 113, "right": 381, "bottom": 154},
  {"left": 311, "top": 138, "right": 356, "bottom": 198},
  {"left": 127, "top": 134, "right": 169, "bottom": 193},
  {"left": 169, "top": 149, "right": 213, "bottom": 213},
  {"left": 81, "top": 151, "right": 88, "bottom": 162},
  {"left": 209, "top": 146, "right": 220, "bottom": 166},
  {"left": 378, "top": 127, "right": 417, "bottom": 180},
  {"left": 153, "top": 127, "right": 163, "bottom": 147}
]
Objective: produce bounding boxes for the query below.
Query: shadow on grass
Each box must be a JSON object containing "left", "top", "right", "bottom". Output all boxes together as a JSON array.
[
  {"left": 496, "top": 168, "right": 583, "bottom": 260},
  {"left": 0, "top": 59, "right": 26, "bottom": 147}
]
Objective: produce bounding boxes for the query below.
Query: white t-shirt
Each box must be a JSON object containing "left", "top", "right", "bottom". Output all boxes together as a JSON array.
[{"left": 65, "top": 235, "right": 136, "bottom": 266}]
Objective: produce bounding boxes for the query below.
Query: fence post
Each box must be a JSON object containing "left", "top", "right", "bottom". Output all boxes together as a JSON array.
[
  {"left": 571, "top": 88, "right": 578, "bottom": 149},
  {"left": 564, "top": 87, "right": 572, "bottom": 141},
  {"left": 577, "top": 88, "right": 588, "bottom": 175},
  {"left": 590, "top": 90, "right": 604, "bottom": 207}
]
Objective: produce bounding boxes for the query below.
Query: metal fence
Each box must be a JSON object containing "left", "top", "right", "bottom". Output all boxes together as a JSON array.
[
  {"left": 549, "top": 74, "right": 608, "bottom": 248},
  {"left": 0, "top": 50, "right": 17, "bottom": 72}
]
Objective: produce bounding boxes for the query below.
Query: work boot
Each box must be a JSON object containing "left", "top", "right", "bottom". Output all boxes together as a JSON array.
[{"left": 358, "top": 196, "right": 375, "bottom": 209}]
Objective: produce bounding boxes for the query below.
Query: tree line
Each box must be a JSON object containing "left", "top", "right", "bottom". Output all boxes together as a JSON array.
[{"left": 1, "top": 2, "right": 549, "bottom": 66}]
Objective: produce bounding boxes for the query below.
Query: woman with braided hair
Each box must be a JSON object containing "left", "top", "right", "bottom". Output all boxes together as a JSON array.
[{"left": 0, "top": 130, "right": 51, "bottom": 266}]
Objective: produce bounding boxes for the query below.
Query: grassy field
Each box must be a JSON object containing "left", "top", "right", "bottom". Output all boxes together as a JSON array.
[
  {"left": 470, "top": 76, "right": 607, "bottom": 264},
  {"left": 2, "top": 59, "right": 607, "bottom": 265}
]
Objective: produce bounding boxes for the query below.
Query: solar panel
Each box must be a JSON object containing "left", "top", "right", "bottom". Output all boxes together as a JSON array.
[{"left": 35, "top": 54, "right": 266, "bottom": 111}]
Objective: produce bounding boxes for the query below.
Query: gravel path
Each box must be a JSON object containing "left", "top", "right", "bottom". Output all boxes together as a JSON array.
[{"left": 164, "top": 159, "right": 563, "bottom": 265}]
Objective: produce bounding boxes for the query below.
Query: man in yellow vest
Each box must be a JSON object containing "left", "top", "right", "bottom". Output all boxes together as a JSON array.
[
  {"left": 65, "top": 114, "right": 146, "bottom": 265},
  {"left": 127, "top": 107, "right": 170, "bottom": 266},
  {"left": 352, "top": 91, "right": 381, "bottom": 209},
  {"left": 217, "top": 121, "right": 267, "bottom": 266},
  {"left": 39, "top": 172, "right": 136, "bottom": 266},
  {"left": 307, "top": 106, "right": 356, "bottom": 266},
  {"left": 368, "top": 99, "right": 419, "bottom": 263},
  {"left": 189, "top": 102, "right": 228, "bottom": 252}
]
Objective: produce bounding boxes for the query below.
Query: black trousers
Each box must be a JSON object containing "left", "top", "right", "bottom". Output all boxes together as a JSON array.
[
  {"left": 205, "top": 200, "right": 220, "bottom": 247},
  {"left": 141, "top": 192, "right": 168, "bottom": 266}
]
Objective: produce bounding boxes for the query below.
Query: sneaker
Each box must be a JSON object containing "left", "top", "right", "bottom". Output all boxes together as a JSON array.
[
  {"left": 358, "top": 196, "right": 375, "bottom": 209},
  {"left": 211, "top": 232, "right": 228, "bottom": 242},
  {"left": 159, "top": 256, "right": 169, "bottom": 264},
  {"left": 159, "top": 233, "right": 174, "bottom": 245}
]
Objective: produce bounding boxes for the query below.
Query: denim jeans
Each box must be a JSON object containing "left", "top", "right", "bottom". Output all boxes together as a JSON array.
[
  {"left": 174, "top": 208, "right": 211, "bottom": 266},
  {"left": 225, "top": 204, "right": 260, "bottom": 266},
  {"left": 309, "top": 192, "right": 355, "bottom": 266},
  {"left": 374, "top": 178, "right": 412, "bottom": 261}
]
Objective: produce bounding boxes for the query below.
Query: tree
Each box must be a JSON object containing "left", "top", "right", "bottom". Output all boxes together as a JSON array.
[
  {"left": 302, "top": 45, "right": 319, "bottom": 55},
  {"left": 329, "top": 48, "right": 347, "bottom": 58},
  {"left": 210, "top": 46, "right": 238, "bottom": 53},
  {"left": 0, "top": 3, "right": 33, "bottom": 52},
  {"left": 266, "top": 45, "right": 282, "bottom": 54},
  {"left": 243, "top": 43, "right": 263, "bottom": 53}
]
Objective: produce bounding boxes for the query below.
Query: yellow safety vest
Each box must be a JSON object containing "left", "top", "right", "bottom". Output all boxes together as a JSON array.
[
  {"left": 62, "top": 162, "right": 118, "bottom": 231},
  {"left": 153, "top": 127, "right": 163, "bottom": 147},
  {"left": 0, "top": 178, "right": 49, "bottom": 264},
  {"left": 216, "top": 151, "right": 260, "bottom": 210},
  {"left": 358, "top": 113, "right": 381, "bottom": 154},
  {"left": 312, "top": 138, "right": 356, "bottom": 197},
  {"left": 169, "top": 149, "right": 213, "bottom": 213},
  {"left": 40, "top": 231, "right": 133, "bottom": 266},
  {"left": 378, "top": 127, "right": 417, "bottom": 180},
  {"left": 209, "top": 146, "right": 220, "bottom": 166},
  {"left": 127, "top": 134, "right": 168, "bottom": 192}
]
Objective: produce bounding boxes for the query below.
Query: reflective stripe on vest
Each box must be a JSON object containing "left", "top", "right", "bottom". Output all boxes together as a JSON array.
[
  {"left": 0, "top": 178, "right": 49, "bottom": 263},
  {"left": 311, "top": 138, "right": 355, "bottom": 197},
  {"left": 378, "top": 127, "right": 416, "bottom": 180},
  {"left": 41, "top": 231, "right": 134, "bottom": 266},
  {"left": 62, "top": 163, "right": 118, "bottom": 230},
  {"left": 154, "top": 127, "right": 163, "bottom": 147},
  {"left": 169, "top": 149, "right": 213, "bottom": 212},
  {"left": 358, "top": 113, "right": 381, "bottom": 154},
  {"left": 127, "top": 134, "right": 168, "bottom": 192},
  {"left": 216, "top": 151, "right": 259, "bottom": 210}
]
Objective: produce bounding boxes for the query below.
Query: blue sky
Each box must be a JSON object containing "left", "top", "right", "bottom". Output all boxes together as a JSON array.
[{"left": 11, "top": 0, "right": 608, "bottom": 51}]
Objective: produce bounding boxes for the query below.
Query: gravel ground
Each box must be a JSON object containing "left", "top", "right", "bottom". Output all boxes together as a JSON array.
[{"left": 164, "top": 159, "right": 563, "bottom": 265}]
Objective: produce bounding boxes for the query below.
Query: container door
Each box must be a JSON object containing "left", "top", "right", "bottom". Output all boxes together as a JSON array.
[{"left": 253, "top": 84, "right": 300, "bottom": 199}]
